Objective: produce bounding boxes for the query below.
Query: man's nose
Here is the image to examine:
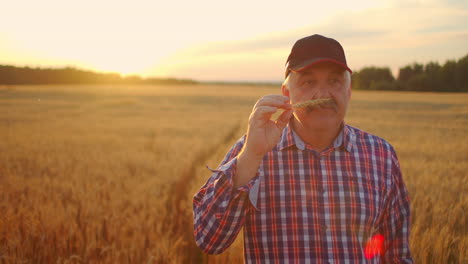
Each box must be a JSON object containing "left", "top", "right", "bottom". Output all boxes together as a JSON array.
[{"left": 312, "top": 82, "right": 332, "bottom": 98}]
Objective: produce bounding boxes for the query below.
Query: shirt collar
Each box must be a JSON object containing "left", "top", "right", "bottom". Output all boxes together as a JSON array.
[
  {"left": 276, "top": 124, "right": 297, "bottom": 151},
  {"left": 342, "top": 123, "right": 356, "bottom": 152},
  {"left": 276, "top": 121, "right": 355, "bottom": 152}
]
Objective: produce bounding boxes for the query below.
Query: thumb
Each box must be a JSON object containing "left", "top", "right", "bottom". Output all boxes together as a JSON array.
[{"left": 275, "top": 109, "right": 293, "bottom": 130}]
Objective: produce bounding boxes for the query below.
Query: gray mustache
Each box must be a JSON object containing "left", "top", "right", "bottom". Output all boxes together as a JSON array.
[{"left": 305, "top": 98, "right": 337, "bottom": 112}]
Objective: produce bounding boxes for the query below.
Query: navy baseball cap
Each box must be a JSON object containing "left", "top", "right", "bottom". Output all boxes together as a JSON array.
[{"left": 285, "top": 34, "right": 352, "bottom": 78}]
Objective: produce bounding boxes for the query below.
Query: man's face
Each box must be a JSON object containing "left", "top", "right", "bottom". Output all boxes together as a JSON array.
[{"left": 282, "top": 62, "right": 352, "bottom": 130}]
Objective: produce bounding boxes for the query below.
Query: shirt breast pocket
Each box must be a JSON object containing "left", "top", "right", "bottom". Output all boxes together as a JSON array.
[{"left": 334, "top": 175, "right": 384, "bottom": 236}]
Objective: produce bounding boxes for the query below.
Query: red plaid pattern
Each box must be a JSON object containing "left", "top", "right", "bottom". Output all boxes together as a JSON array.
[{"left": 193, "top": 124, "right": 412, "bottom": 263}]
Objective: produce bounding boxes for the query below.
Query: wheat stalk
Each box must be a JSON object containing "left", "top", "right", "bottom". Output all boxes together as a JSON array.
[{"left": 292, "top": 98, "right": 334, "bottom": 108}]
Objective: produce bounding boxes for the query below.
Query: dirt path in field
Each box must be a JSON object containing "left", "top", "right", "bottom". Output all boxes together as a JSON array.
[{"left": 165, "top": 123, "right": 242, "bottom": 263}]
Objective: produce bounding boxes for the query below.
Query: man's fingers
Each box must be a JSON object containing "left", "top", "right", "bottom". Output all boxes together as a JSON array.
[
  {"left": 275, "top": 109, "right": 293, "bottom": 130},
  {"left": 251, "top": 106, "right": 277, "bottom": 121},
  {"left": 255, "top": 95, "right": 291, "bottom": 109}
]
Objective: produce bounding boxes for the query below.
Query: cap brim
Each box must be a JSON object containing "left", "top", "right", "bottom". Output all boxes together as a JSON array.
[{"left": 288, "top": 58, "right": 352, "bottom": 77}]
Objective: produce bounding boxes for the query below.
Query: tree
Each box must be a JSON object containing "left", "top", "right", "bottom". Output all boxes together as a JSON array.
[
  {"left": 439, "top": 60, "right": 457, "bottom": 92},
  {"left": 0, "top": 65, "right": 197, "bottom": 85},
  {"left": 423, "top": 62, "right": 441, "bottom": 91},
  {"left": 352, "top": 67, "right": 395, "bottom": 90},
  {"left": 397, "top": 63, "right": 424, "bottom": 91},
  {"left": 455, "top": 54, "right": 468, "bottom": 92}
]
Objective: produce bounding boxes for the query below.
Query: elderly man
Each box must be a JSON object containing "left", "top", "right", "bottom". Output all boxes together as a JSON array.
[{"left": 193, "top": 34, "right": 412, "bottom": 263}]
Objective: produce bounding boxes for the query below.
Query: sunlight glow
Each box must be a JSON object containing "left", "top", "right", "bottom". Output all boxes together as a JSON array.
[
  {"left": 1, "top": 0, "right": 467, "bottom": 80},
  {"left": 364, "top": 234, "right": 385, "bottom": 259}
]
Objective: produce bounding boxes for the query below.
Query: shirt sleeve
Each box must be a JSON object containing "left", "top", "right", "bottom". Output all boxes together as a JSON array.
[
  {"left": 192, "top": 136, "right": 259, "bottom": 254},
  {"left": 380, "top": 148, "right": 413, "bottom": 263}
]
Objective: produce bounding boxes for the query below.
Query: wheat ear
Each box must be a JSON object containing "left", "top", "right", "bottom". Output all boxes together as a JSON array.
[{"left": 292, "top": 98, "right": 334, "bottom": 108}]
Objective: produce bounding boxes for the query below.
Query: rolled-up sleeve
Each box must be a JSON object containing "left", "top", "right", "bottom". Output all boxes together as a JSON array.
[{"left": 193, "top": 136, "right": 259, "bottom": 254}]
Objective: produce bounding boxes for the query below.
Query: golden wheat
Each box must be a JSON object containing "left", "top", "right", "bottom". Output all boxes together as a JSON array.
[
  {"left": 292, "top": 98, "right": 334, "bottom": 108},
  {"left": 0, "top": 85, "right": 466, "bottom": 263}
]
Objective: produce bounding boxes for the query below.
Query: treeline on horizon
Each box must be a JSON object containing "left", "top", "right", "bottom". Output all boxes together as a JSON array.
[
  {"left": 0, "top": 65, "right": 197, "bottom": 85},
  {"left": 352, "top": 53, "right": 468, "bottom": 92},
  {"left": 1, "top": 52, "right": 467, "bottom": 91}
]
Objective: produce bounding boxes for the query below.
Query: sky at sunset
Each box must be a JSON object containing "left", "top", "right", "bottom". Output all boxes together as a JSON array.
[{"left": 1, "top": 0, "right": 467, "bottom": 81}]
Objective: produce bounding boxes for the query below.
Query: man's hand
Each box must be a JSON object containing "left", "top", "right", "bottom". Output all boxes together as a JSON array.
[
  {"left": 244, "top": 95, "right": 293, "bottom": 157},
  {"left": 234, "top": 95, "right": 293, "bottom": 188}
]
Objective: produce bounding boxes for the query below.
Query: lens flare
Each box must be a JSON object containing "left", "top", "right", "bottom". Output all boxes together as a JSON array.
[{"left": 364, "top": 234, "right": 385, "bottom": 259}]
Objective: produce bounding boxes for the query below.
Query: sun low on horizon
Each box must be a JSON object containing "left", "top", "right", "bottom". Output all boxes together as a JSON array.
[{"left": 1, "top": 0, "right": 467, "bottom": 81}]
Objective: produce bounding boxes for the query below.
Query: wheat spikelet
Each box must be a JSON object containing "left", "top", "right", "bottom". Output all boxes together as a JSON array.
[{"left": 292, "top": 98, "right": 334, "bottom": 108}]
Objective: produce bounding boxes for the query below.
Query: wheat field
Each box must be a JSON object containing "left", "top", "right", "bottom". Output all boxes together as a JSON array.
[{"left": 0, "top": 84, "right": 467, "bottom": 263}]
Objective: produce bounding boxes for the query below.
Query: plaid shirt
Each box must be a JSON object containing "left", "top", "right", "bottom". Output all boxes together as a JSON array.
[{"left": 193, "top": 123, "right": 412, "bottom": 263}]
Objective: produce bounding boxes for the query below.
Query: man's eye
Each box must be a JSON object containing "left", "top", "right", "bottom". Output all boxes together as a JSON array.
[{"left": 330, "top": 78, "right": 341, "bottom": 84}]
